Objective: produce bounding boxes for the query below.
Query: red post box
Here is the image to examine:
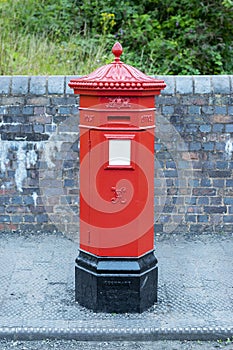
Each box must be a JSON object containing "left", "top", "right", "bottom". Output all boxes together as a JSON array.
[{"left": 69, "top": 42, "right": 166, "bottom": 313}]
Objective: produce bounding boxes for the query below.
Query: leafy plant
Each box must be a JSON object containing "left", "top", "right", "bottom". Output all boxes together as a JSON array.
[{"left": 0, "top": 0, "right": 233, "bottom": 75}]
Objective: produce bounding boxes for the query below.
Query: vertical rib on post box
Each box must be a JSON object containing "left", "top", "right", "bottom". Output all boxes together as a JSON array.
[{"left": 69, "top": 42, "right": 166, "bottom": 313}]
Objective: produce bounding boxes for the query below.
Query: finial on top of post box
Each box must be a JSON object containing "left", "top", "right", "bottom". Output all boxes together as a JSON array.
[{"left": 112, "top": 42, "right": 123, "bottom": 62}]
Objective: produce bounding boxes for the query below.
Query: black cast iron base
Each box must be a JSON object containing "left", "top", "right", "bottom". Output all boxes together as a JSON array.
[{"left": 75, "top": 250, "right": 158, "bottom": 313}]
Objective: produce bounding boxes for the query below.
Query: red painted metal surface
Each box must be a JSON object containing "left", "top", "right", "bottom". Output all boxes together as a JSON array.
[{"left": 69, "top": 42, "right": 166, "bottom": 257}]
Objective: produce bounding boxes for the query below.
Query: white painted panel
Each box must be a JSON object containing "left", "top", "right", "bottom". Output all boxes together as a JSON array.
[{"left": 109, "top": 139, "right": 131, "bottom": 166}]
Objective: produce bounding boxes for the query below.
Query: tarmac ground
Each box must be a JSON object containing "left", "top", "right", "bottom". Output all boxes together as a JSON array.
[
  {"left": 0, "top": 339, "right": 233, "bottom": 350},
  {"left": 0, "top": 231, "right": 232, "bottom": 346}
]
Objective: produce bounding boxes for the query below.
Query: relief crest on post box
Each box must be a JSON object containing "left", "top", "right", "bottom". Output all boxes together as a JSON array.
[
  {"left": 141, "top": 114, "right": 153, "bottom": 123},
  {"left": 106, "top": 97, "right": 131, "bottom": 109},
  {"left": 111, "top": 186, "right": 127, "bottom": 204},
  {"left": 84, "top": 114, "right": 95, "bottom": 123}
]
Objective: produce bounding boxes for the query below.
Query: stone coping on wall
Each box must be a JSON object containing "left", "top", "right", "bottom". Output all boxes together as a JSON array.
[{"left": 0, "top": 75, "right": 232, "bottom": 96}]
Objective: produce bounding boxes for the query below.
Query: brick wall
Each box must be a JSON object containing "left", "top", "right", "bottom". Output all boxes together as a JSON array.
[{"left": 0, "top": 75, "right": 232, "bottom": 238}]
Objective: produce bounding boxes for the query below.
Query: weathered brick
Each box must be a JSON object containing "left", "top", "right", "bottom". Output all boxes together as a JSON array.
[
  {"left": 210, "top": 198, "right": 221, "bottom": 207},
  {"left": 20, "top": 124, "right": 33, "bottom": 133},
  {"left": 202, "top": 106, "right": 214, "bottom": 114},
  {"left": 174, "top": 105, "right": 188, "bottom": 115},
  {"left": 203, "top": 142, "right": 214, "bottom": 151},
  {"left": 61, "top": 196, "right": 73, "bottom": 205},
  {"left": 3, "top": 115, "right": 27, "bottom": 124},
  {"left": 0, "top": 106, "right": 6, "bottom": 114},
  {"left": 189, "top": 106, "right": 201, "bottom": 115},
  {"left": 213, "top": 124, "right": 224, "bottom": 132},
  {"left": 30, "top": 115, "right": 52, "bottom": 125},
  {"left": 224, "top": 197, "right": 233, "bottom": 205},
  {"left": 33, "top": 124, "right": 44, "bottom": 133},
  {"left": 36, "top": 214, "right": 49, "bottom": 223},
  {"left": 3, "top": 223, "right": 18, "bottom": 231},
  {"left": 159, "top": 215, "right": 170, "bottom": 223},
  {"left": 8, "top": 106, "right": 22, "bottom": 115},
  {"left": 41, "top": 187, "right": 64, "bottom": 196},
  {"left": 11, "top": 215, "right": 22, "bottom": 223},
  {"left": 200, "top": 178, "right": 211, "bottom": 187},
  {"left": 198, "top": 215, "right": 209, "bottom": 222},
  {"left": 212, "top": 114, "right": 232, "bottom": 123},
  {"left": 228, "top": 206, "right": 233, "bottom": 214},
  {"left": 189, "top": 142, "right": 201, "bottom": 151},
  {"left": 0, "top": 215, "right": 10, "bottom": 222},
  {"left": 0, "top": 95, "right": 25, "bottom": 106},
  {"left": 216, "top": 161, "right": 229, "bottom": 169},
  {"left": 199, "top": 124, "right": 211, "bottom": 133},
  {"left": 208, "top": 170, "right": 231, "bottom": 178},
  {"left": 68, "top": 188, "right": 79, "bottom": 195},
  {"left": 19, "top": 223, "right": 42, "bottom": 231},
  {"left": 23, "top": 196, "right": 35, "bottom": 205},
  {"left": 164, "top": 170, "right": 178, "bottom": 178},
  {"left": 215, "top": 106, "right": 227, "bottom": 115},
  {"left": 3, "top": 124, "right": 21, "bottom": 133},
  {"left": 64, "top": 179, "right": 75, "bottom": 187},
  {"left": 215, "top": 142, "right": 226, "bottom": 151},
  {"left": 26, "top": 97, "right": 49, "bottom": 105},
  {"left": 213, "top": 179, "right": 225, "bottom": 188},
  {"left": 182, "top": 95, "right": 208, "bottom": 106},
  {"left": 204, "top": 206, "right": 227, "bottom": 214},
  {"left": 229, "top": 106, "right": 233, "bottom": 115},
  {"left": 198, "top": 197, "right": 209, "bottom": 205},
  {"left": 189, "top": 224, "right": 212, "bottom": 234},
  {"left": 51, "top": 97, "right": 73, "bottom": 105},
  {"left": 225, "top": 124, "right": 233, "bottom": 133},
  {"left": 22, "top": 106, "right": 33, "bottom": 115},
  {"left": 155, "top": 143, "right": 162, "bottom": 151},
  {"left": 45, "top": 124, "right": 56, "bottom": 133},
  {"left": 193, "top": 188, "right": 216, "bottom": 196},
  {"left": 162, "top": 106, "right": 174, "bottom": 115},
  {"left": 226, "top": 179, "right": 233, "bottom": 187},
  {"left": 57, "top": 106, "right": 73, "bottom": 115},
  {"left": 11, "top": 196, "right": 22, "bottom": 205},
  {"left": 223, "top": 215, "right": 233, "bottom": 223},
  {"left": 163, "top": 205, "right": 174, "bottom": 213},
  {"left": 185, "top": 214, "right": 197, "bottom": 222},
  {"left": 166, "top": 161, "right": 176, "bottom": 169},
  {"left": 0, "top": 196, "right": 11, "bottom": 205},
  {"left": 24, "top": 215, "right": 35, "bottom": 222},
  {"left": 161, "top": 96, "right": 180, "bottom": 105}
]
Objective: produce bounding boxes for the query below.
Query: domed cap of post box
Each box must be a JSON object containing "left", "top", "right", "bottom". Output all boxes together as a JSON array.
[{"left": 68, "top": 42, "right": 166, "bottom": 96}]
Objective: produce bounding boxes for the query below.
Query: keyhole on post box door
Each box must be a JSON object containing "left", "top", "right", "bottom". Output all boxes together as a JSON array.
[{"left": 111, "top": 187, "right": 127, "bottom": 204}]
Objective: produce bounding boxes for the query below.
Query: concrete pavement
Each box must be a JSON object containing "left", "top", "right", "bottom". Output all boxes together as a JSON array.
[{"left": 0, "top": 231, "right": 232, "bottom": 341}]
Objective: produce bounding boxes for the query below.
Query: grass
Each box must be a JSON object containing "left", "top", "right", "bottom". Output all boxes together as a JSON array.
[{"left": 0, "top": 31, "right": 113, "bottom": 75}]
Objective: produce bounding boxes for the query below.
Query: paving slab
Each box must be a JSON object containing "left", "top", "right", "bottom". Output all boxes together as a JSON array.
[{"left": 0, "top": 232, "right": 232, "bottom": 341}]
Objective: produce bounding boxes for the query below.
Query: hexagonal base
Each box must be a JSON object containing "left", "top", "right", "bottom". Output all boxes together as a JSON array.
[{"left": 75, "top": 250, "right": 158, "bottom": 313}]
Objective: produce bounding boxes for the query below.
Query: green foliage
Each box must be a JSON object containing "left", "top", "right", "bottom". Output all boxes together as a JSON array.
[{"left": 0, "top": 0, "right": 233, "bottom": 74}]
